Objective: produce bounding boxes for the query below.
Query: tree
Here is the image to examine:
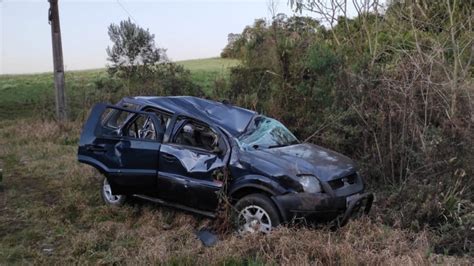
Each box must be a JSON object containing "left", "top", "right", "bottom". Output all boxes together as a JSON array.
[
  {"left": 221, "top": 33, "right": 243, "bottom": 58},
  {"left": 106, "top": 18, "right": 167, "bottom": 77}
]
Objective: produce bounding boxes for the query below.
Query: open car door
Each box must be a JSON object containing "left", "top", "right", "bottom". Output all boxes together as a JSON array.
[{"left": 78, "top": 103, "right": 164, "bottom": 195}]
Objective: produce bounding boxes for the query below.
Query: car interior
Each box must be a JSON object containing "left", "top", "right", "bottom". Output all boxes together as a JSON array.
[
  {"left": 174, "top": 120, "right": 218, "bottom": 151},
  {"left": 101, "top": 106, "right": 219, "bottom": 151},
  {"left": 125, "top": 114, "right": 157, "bottom": 140}
]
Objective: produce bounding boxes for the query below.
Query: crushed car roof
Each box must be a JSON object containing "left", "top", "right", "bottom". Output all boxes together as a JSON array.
[{"left": 132, "top": 96, "right": 257, "bottom": 136}]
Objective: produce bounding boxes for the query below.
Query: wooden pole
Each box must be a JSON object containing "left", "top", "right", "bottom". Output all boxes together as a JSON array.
[{"left": 48, "top": 0, "right": 67, "bottom": 121}]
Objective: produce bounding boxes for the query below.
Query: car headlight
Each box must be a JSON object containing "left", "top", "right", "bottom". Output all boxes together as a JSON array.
[{"left": 299, "top": 175, "right": 322, "bottom": 193}]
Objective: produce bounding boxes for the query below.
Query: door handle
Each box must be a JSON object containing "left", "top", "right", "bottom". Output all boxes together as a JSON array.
[
  {"left": 85, "top": 144, "right": 106, "bottom": 153},
  {"left": 161, "top": 154, "right": 175, "bottom": 161}
]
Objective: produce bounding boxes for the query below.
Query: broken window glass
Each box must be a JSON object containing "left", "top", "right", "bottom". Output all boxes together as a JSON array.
[
  {"left": 238, "top": 116, "right": 299, "bottom": 150},
  {"left": 101, "top": 108, "right": 130, "bottom": 129}
]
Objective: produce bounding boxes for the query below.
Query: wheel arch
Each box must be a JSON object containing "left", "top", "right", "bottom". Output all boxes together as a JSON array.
[
  {"left": 228, "top": 174, "right": 284, "bottom": 199},
  {"left": 228, "top": 175, "right": 289, "bottom": 222},
  {"left": 229, "top": 185, "right": 275, "bottom": 202},
  {"left": 77, "top": 155, "right": 109, "bottom": 175}
]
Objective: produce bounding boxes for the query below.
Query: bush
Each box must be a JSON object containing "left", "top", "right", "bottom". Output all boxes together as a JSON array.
[
  {"left": 213, "top": 1, "right": 473, "bottom": 255},
  {"left": 94, "top": 62, "right": 203, "bottom": 103}
]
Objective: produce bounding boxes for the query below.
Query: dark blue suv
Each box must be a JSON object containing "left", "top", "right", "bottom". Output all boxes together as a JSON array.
[{"left": 78, "top": 96, "right": 373, "bottom": 233}]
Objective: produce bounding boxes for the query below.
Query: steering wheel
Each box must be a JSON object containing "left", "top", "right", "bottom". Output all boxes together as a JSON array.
[{"left": 138, "top": 117, "right": 156, "bottom": 140}]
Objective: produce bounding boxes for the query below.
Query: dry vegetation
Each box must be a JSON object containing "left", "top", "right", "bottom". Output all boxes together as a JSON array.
[
  {"left": 1, "top": 0, "right": 472, "bottom": 263},
  {"left": 0, "top": 118, "right": 471, "bottom": 264},
  {"left": 220, "top": 0, "right": 473, "bottom": 258}
]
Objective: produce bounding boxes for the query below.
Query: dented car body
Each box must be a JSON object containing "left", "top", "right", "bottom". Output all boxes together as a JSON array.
[{"left": 78, "top": 96, "right": 373, "bottom": 230}]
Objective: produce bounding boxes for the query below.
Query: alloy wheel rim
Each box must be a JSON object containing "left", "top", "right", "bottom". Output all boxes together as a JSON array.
[
  {"left": 238, "top": 205, "right": 272, "bottom": 234},
  {"left": 103, "top": 179, "right": 122, "bottom": 203}
]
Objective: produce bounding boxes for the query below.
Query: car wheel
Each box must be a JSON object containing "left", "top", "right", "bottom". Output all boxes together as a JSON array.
[
  {"left": 234, "top": 193, "right": 280, "bottom": 234},
  {"left": 101, "top": 178, "right": 126, "bottom": 206}
]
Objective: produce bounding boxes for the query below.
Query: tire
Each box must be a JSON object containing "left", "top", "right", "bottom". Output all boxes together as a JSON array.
[
  {"left": 100, "top": 177, "right": 127, "bottom": 206},
  {"left": 234, "top": 193, "right": 281, "bottom": 234}
]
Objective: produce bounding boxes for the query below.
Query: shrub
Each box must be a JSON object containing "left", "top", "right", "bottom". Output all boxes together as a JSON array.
[{"left": 214, "top": 0, "right": 473, "bottom": 255}]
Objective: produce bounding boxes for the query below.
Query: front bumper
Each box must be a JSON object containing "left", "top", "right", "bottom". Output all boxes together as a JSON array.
[{"left": 272, "top": 192, "right": 374, "bottom": 226}]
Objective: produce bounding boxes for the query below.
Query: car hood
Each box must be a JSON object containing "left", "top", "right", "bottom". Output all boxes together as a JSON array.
[{"left": 244, "top": 143, "right": 357, "bottom": 181}]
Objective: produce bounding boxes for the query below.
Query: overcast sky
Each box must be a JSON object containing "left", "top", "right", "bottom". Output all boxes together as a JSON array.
[{"left": 1, "top": 0, "right": 299, "bottom": 74}]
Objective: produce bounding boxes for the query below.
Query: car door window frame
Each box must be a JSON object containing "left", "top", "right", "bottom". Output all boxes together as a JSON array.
[
  {"left": 97, "top": 105, "right": 163, "bottom": 143},
  {"left": 120, "top": 114, "right": 162, "bottom": 142},
  {"left": 140, "top": 107, "right": 174, "bottom": 143},
  {"left": 167, "top": 115, "right": 227, "bottom": 155}
]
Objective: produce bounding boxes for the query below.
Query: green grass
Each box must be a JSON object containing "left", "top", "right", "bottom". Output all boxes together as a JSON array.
[
  {"left": 0, "top": 70, "right": 105, "bottom": 120},
  {"left": 178, "top": 57, "right": 240, "bottom": 94},
  {"left": 0, "top": 58, "right": 239, "bottom": 121},
  {"left": 178, "top": 57, "right": 240, "bottom": 72}
]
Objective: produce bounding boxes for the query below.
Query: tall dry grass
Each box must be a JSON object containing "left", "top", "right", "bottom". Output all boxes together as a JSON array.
[{"left": 0, "top": 119, "right": 471, "bottom": 264}]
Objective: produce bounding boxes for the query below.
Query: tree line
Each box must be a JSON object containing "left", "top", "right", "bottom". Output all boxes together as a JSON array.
[{"left": 100, "top": 0, "right": 472, "bottom": 255}]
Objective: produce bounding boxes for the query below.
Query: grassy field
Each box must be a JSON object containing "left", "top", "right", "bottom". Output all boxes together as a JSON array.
[
  {"left": 0, "top": 69, "right": 103, "bottom": 121},
  {"left": 0, "top": 58, "right": 470, "bottom": 264},
  {"left": 0, "top": 58, "right": 239, "bottom": 121},
  {"left": 179, "top": 57, "right": 240, "bottom": 72},
  {"left": 179, "top": 57, "right": 239, "bottom": 94}
]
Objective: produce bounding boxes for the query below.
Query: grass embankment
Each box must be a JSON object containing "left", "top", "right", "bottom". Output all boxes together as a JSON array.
[{"left": 0, "top": 58, "right": 470, "bottom": 264}]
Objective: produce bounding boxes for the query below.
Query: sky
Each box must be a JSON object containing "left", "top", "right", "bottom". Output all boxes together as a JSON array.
[{"left": 0, "top": 0, "right": 298, "bottom": 74}]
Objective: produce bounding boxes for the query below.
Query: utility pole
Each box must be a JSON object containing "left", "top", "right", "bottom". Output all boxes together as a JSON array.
[{"left": 48, "top": 0, "right": 67, "bottom": 121}]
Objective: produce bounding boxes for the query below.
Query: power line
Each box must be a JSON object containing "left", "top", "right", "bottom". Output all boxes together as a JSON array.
[{"left": 116, "top": 0, "right": 138, "bottom": 24}]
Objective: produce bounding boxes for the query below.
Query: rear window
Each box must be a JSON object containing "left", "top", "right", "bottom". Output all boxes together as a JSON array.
[{"left": 101, "top": 108, "right": 130, "bottom": 129}]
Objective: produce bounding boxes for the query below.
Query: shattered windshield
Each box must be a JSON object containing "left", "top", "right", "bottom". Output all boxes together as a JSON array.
[{"left": 237, "top": 116, "right": 299, "bottom": 150}]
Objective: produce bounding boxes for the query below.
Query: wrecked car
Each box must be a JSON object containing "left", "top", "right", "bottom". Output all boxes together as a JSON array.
[{"left": 78, "top": 96, "right": 373, "bottom": 233}]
